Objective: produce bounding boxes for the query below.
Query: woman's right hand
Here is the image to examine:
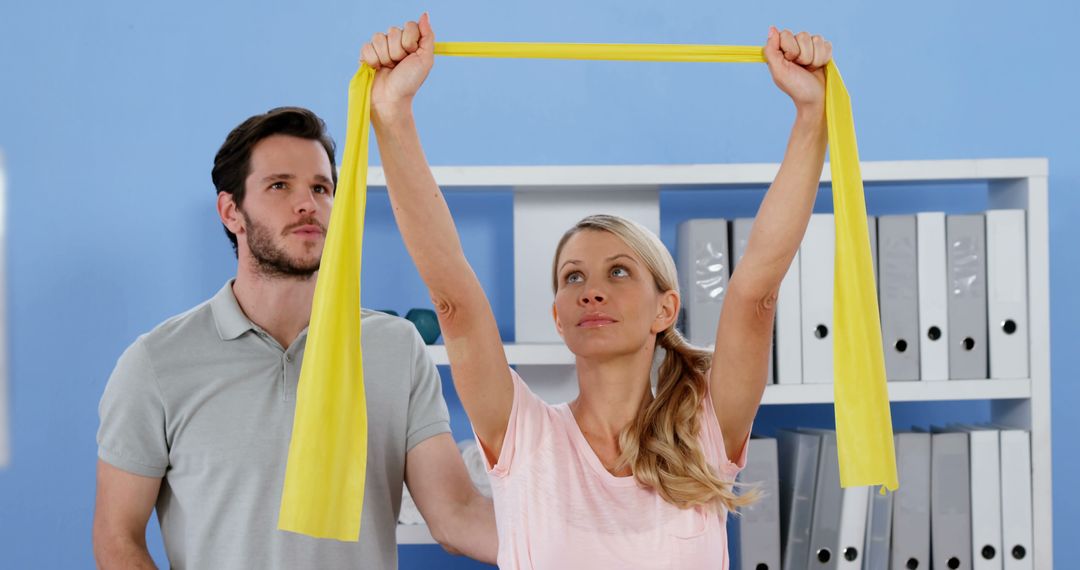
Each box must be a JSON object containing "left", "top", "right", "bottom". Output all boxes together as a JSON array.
[
  {"left": 762, "top": 26, "right": 832, "bottom": 115},
  {"left": 360, "top": 13, "right": 435, "bottom": 121}
]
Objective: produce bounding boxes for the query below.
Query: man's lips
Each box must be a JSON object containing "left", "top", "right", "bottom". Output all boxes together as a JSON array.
[
  {"left": 577, "top": 313, "right": 618, "bottom": 328},
  {"left": 291, "top": 224, "right": 325, "bottom": 237}
]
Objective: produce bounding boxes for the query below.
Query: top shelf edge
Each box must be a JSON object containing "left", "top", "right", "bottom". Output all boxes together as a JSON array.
[{"left": 364, "top": 158, "right": 1048, "bottom": 188}]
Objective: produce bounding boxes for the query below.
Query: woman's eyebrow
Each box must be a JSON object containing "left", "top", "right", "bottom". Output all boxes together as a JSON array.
[{"left": 606, "top": 254, "right": 638, "bottom": 265}]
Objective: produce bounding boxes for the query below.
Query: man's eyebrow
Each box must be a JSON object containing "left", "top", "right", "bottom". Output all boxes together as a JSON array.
[
  {"left": 260, "top": 173, "right": 295, "bottom": 183},
  {"left": 314, "top": 174, "right": 334, "bottom": 186}
]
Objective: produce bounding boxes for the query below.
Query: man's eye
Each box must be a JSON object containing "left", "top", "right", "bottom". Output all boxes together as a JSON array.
[
  {"left": 314, "top": 185, "right": 329, "bottom": 194},
  {"left": 270, "top": 182, "right": 286, "bottom": 190}
]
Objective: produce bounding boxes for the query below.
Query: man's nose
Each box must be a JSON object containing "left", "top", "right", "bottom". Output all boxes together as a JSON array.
[{"left": 294, "top": 189, "right": 319, "bottom": 215}]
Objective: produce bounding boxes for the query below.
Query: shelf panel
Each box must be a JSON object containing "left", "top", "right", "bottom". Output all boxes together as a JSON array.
[
  {"left": 762, "top": 379, "right": 1031, "bottom": 405},
  {"left": 397, "top": 523, "right": 435, "bottom": 545},
  {"left": 427, "top": 343, "right": 574, "bottom": 366},
  {"left": 368, "top": 158, "right": 1048, "bottom": 189},
  {"left": 425, "top": 345, "right": 1030, "bottom": 404}
]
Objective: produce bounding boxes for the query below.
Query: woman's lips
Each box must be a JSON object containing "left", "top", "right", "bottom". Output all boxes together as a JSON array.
[{"left": 578, "top": 314, "right": 617, "bottom": 328}]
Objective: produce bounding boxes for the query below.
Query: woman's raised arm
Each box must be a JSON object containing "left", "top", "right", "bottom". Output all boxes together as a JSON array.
[{"left": 364, "top": 14, "right": 513, "bottom": 462}]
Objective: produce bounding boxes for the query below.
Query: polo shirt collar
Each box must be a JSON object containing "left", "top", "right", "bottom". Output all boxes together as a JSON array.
[{"left": 210, "top": 280, "right": 256, "bottom": 341}]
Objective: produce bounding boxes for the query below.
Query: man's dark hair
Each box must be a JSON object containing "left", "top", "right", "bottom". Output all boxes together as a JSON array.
[{"left": 212, "top": 107, "right": 337, "bottom": 255}]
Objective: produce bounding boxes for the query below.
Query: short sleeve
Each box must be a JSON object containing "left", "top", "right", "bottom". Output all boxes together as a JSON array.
[
  {"left": 700, "top": 386, "right": 751, "bottom": 480},
  {"left": 475, "top": 369, "right": 549, "bottom": 478},
  {"left": 97, "top": 339, "right": 169, "bottom": 478},
  {"left": 406, "top": 328, "right": 451, "bottom": 452}
]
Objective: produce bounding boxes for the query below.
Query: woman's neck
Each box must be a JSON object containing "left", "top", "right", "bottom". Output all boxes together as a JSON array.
[{"left": 570, "top": 347, "right": 656, "bottom": 442}]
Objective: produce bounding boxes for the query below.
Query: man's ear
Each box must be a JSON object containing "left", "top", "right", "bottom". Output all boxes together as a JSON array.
[
  {"left": 651, "top": 290, "right": 680, "bottom": 334},
  {"left": 217, "top": 192, "right": 244, "bottom": 237}
]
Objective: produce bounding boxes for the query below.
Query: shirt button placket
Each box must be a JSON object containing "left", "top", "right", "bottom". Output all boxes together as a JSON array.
[{"left": 282, "top": 354, "right": 291, "bottom": 401}]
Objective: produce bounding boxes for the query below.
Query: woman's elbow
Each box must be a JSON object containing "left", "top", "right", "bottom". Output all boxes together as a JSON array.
[
  {"left": 728, "top": 278, "right": 779, "bottom": 321},
  {"left": 428, "top": 522, "right": 460, "bottom": 555}
]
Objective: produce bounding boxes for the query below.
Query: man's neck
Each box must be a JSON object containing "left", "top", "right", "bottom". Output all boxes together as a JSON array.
[{"left": 231, "top": 265, "right": 317, "bottom": 350}]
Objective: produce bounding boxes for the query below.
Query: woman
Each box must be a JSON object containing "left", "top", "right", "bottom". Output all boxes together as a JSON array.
[{"left": 363, "top": 14, "right": 831, "bottom": 568}]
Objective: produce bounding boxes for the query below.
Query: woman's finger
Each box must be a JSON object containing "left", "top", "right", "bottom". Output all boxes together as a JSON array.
[
  {"left": 402, "top": 21, "right": 420, "bottom": 53},
  {"left": 387, "top": 27, "right": 406, "bottom": 62},
  {"left": 371, "top": 32, "right": 394, "bottom": 68},
  {"left": 810, "top": 35, "right": 831, "bottom": 70},
  {"left": 794, "top": 31, "right": 815, "bottom": 66},
  {"left": 779, "top": 29, "right": 800, "bottom": 62},
  {"left": 361, "top": 43, "right": 381, "bottom": 70}
]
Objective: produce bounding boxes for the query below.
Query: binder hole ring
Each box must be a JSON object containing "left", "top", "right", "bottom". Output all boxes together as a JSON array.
[
  {"left": 962, "top": 337, "right": 976, "bottom": 351},
  {"left": 816, "top": 548, "right": 832, "bottom": 563},
  {"left": 905, "top": 558, "right": 919, "bottom": 569},
  {"left": 982, "top": 545, "right": 997, "bottom": 559},
  {"left": 755, "top": 565, "right": 768, "bottom": 570},
  {"left": 814, "top": 324, "right": 829, "bottom": 339},
  {"left": 1012, "top": 545, "right": 1027, "bottom": 559},
  {"left": 895, "top": 339, "right": 908, "bottom": 352},
  {"left": 843, "top": 547, "right": 858, "bottom": 561},
  {"left": 1002, "top": 319, "right": 1018, "bottom": 334},
  {"left": 947, "top": 557, "right": 961, "bottom": 569},
  {"left": 927, "top": 326, "right": 942, "bottom": 341}
]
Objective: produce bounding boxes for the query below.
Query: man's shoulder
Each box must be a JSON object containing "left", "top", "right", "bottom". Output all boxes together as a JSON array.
[
  {"left": 132, "top": 298, "right": 218, "bottom": 360},
  {"left": 107, "top": 297, "right": 218, "bottom": 390},
  {"left": 360, "top": 308, "right": 423, "bottom": 350}
]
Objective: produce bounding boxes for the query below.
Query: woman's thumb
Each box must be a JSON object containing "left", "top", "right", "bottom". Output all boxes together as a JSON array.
[
  {"left": 418, "top": 12, "right": 435, "bottom": 51},
  {"left": 764, "top": 26, "right": 783, "bottom": 67}
]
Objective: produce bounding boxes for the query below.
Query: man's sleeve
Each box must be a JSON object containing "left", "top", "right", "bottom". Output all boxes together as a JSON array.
[
  {"left": 405, "top": 328, "right": 452, "bottom": 452},
  {"left": 97, "top": 338, "right": 169, "bottom": 477}
]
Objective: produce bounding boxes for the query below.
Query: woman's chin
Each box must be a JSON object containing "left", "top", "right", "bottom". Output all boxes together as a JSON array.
[{"left": 565, "top": 335, "right": 638, "bottom": 360}]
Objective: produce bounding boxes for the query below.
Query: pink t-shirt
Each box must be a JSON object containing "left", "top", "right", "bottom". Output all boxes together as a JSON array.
[{"left": 480, "top": 370, "right": 749, "bottom": 569}]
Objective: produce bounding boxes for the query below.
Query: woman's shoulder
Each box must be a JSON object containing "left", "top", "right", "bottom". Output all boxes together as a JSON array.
[{"left": 506, "top": 368, "right": 567, "bottom": 423}]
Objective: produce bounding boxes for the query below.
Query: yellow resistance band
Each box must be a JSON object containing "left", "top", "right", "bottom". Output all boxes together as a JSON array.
[
  {"left": 279, "top": 42, "right": 899, "bottom": 541},
  {"left": 277, "top": 60, "right": 372, "bottom": 540}
]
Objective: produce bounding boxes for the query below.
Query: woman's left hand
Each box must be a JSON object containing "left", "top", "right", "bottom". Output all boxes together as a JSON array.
[{"left": 764, "top": 27, "right": 833, "bottom": 112}]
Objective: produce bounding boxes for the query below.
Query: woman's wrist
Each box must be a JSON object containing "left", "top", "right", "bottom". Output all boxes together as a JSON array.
[
  {"left": 793, "top": 102, "right": 827, "bottom": 132},
  {"left": 372, "top": 100, "right": 415, "bottom": 129}
]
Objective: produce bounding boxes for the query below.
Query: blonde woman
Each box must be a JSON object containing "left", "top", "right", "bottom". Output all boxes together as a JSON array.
[{"left": 363, "top": 14, "right": 831, "bottom": 568}]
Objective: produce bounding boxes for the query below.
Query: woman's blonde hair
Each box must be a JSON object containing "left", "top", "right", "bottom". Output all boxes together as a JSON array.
[{"left": 552, "top": 214, "right": 756, "bottom": 512}]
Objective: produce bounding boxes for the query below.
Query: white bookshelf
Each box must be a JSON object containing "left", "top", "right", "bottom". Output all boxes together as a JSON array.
[{"left": 384, "top": 159, "right": 1052, "bottom": 567}]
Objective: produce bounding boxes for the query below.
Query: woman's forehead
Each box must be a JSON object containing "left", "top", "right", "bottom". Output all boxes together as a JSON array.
[{"left": 560, "top": 230, "right": 637, "bottom": 261}]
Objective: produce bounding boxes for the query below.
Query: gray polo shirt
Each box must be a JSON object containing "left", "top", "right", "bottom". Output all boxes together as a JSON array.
[{"left": 98, "top": 281, "right": 450, "bottom": 570}]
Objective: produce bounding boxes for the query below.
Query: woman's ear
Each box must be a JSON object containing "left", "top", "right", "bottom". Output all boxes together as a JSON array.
[
  {"left": 652, "top": 290, "right": 680, "bottom": 334},
  {"left": 552, "top": 303, "right": 565, "bottom": 338}
]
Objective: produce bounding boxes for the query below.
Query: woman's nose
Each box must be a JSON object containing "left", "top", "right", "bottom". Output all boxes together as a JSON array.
[{"left": 580, "top": 290, "right": 606, "bottom": 305}]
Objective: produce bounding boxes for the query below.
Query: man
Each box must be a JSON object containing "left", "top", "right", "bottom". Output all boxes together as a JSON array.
[{"left": 92, "top": 107, "right": 497, "bottom": 569}]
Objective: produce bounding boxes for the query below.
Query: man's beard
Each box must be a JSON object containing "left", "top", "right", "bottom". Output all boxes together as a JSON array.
[{"left": 242, "top": 211, "right": 323, "bottom": 279}]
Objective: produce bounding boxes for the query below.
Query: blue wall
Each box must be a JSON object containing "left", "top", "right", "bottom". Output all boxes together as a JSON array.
[{"left": 1, "top": 0, "right": 1076, "bottom": 567}]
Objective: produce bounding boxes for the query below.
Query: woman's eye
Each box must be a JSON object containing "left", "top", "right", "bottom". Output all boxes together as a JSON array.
[
  {"left": 270, "top": 182, "right": 286, "bottom": 190},
  {"left": 566, "top": 272, "right": 583, "bottom": 284},
  {"left": 611, "top": 266, "right": 629, "bottom": 278}
]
